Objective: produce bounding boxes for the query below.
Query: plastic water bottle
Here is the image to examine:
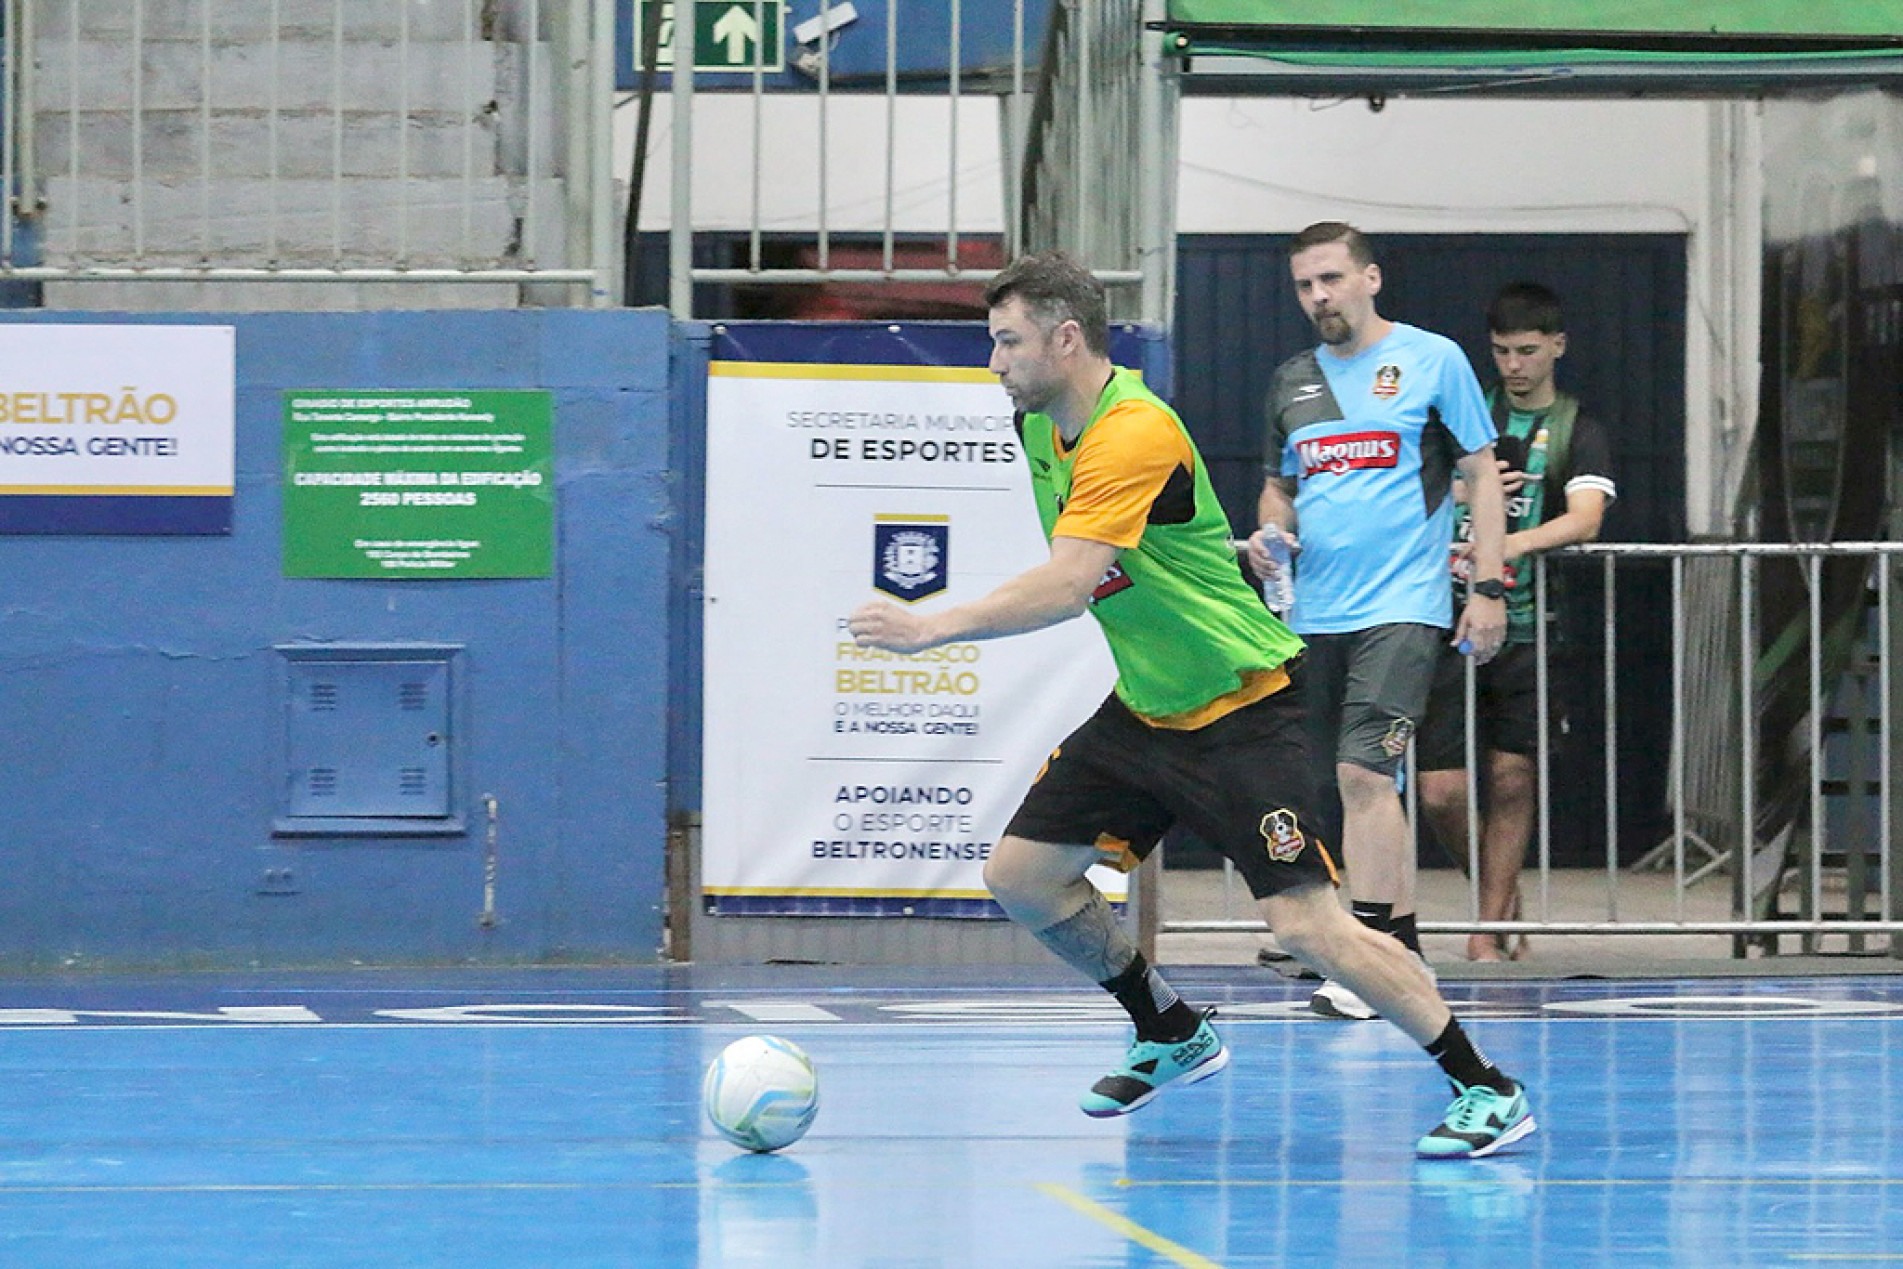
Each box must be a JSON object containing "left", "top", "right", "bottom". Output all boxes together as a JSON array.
[{"left": 1260, "top": 528, "right": 1296, "bottom": 615}]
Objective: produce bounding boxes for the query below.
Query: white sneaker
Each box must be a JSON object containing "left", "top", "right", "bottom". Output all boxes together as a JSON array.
[
  {"left": 1309, "top": 956, "right": 1437, "bottom": 1021},
  {"left": 1310, "top": 978, "right": 1377, "bottom": 1020}
]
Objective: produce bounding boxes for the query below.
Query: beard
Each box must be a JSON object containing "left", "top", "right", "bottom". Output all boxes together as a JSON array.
[
  {"left": 1005, "top": 375, "right": 1060, "bottom": 414},
  {"left": 1311, "top": 311, "right": 1352, "bottom": 346}
]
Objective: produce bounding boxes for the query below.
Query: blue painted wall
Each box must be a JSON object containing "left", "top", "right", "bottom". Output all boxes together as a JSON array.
[{"left": 0, "top": 310, "right": 673, "bottom": 969}]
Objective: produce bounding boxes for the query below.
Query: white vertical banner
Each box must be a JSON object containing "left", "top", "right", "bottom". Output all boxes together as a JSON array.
[{"left": 702, "top": 360, "right": 1120, "bottom": 916}]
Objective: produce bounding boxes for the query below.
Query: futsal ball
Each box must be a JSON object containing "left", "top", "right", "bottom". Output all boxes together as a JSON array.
[{"left": 702, "top": 1034, "right": 820, "bottom": 1153}]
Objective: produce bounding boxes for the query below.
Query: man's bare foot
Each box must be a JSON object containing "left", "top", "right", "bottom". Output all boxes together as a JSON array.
[{"left": 1467, "top": 933, "right": 1508, "bottom": 962}]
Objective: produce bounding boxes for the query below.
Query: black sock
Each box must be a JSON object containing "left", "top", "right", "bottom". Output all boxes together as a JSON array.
[
  {"left": 1424, "top": 1017, "right": 1515, "bottom": 1094},
  {"left": 1350, "top": 900, "right": 1394, "bottom": 935},
  {"left": 1353, "top": 901, "right": 1423, "bottom": 957},
  {"left": 1101, "top": 953, "right": 1199, "bottom": 1042}
]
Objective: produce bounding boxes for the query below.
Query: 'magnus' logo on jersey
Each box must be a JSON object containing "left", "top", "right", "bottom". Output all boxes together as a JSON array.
[
  {"left": 1296, "top": 430, "right": 1400, "bottom": 477},
  {"left": 1091, "top": 563, "right": 1134, "bottom": 602}
]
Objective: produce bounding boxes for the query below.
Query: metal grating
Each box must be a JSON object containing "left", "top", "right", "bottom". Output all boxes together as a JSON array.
[
  {"left": 0, "top": 0, "right": 615, "bottom": 300},
  {"left": 663, "top": 0, "right": 1165, "bottom": 320}
]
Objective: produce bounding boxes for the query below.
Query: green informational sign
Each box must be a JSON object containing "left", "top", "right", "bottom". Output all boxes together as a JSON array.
[
  {"left": 632, "top": 0, "right": 786, "bottom": 73},
  {"left": 282, "top": 391, "right": 554, "bottom": 579}
]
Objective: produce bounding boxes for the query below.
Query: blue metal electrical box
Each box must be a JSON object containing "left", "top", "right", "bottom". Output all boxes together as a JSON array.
[{"left": 274, "top": 644, "right": 464, "bottom": 836}]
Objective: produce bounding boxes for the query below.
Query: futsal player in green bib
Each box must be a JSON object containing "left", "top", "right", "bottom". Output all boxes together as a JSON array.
[{"left": 849, "top": 252, "right": 1536, "bottom": 1158}]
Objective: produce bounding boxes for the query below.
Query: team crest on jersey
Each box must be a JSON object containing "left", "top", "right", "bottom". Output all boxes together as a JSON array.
[
  {"left": 1372, "top": 364, "right": 1402, "bottom": 398},
  {"left": 1380, "top": 717, "right": 1416, "bottom": 757},
  {"left": 1295, "top": 430, "right": 1400, "bottom": 478},
  {"left": 873, "top": 515, "right": 949, "bottom": 602},
  {"left": 1260, "top": 809, "right": 1305, "bottom": 863}
]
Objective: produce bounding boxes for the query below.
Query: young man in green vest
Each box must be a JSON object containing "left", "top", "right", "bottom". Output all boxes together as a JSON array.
[
  {"left": 1416, "top": 282, "right": 1617, "bottom": 960},
  {"left": 849, "top": 252, "right": 1535, "bottom": 1157}
]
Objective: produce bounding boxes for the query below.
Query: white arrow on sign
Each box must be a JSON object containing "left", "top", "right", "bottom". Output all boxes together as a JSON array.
[{"left": 710, "top": 4, "right": 760, "bottom": 63}]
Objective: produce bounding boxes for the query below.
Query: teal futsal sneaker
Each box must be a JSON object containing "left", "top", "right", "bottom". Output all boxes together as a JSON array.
[
  {"left": 1416, "top": 1080, "right": 1538, "bottom": 1159},
  {"left": 1080, "top": 1010, "right": 1229, "bottom": 1118}
]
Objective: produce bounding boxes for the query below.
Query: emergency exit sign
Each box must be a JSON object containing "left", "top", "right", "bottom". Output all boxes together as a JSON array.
[{"left": 631, "top": 1, "right": 786, "bottom": 73}]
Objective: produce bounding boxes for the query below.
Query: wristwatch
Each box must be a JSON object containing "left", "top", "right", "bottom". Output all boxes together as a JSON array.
[{"left": 1471, "top": 578, "right": 1507, "bottom": 600}]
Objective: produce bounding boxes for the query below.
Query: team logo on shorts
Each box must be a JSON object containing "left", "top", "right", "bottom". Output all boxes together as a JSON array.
[
  {"left": 1380, "top": 717, "right": 1416, "bottom": 757},
  {"left": 1372, "top": 364, "right": 1402, "bottom": 398},
  {"left": 1260, "top": 808, "right": 1305, "bottom": 863},
  {"left": 873, "top": 515, "right": 949, "bottom": 602}
]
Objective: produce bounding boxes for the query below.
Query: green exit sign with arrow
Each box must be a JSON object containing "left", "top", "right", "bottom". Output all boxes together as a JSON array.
[{"left": 632, "top": 1, "right": 786, "bottom": 73}]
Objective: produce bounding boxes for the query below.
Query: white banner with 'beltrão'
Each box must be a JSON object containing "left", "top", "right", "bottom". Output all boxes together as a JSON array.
[{"left": 701, "top": 358, "right": 1119, "bottom": 917}]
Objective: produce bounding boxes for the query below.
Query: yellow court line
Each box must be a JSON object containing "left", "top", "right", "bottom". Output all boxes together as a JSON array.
[
  {"left": 1035, "top": 1182, "right": 1224, "bottom": 1269},
  {"left": 709, "top": 360, "right": 997, "bottom": 384}
]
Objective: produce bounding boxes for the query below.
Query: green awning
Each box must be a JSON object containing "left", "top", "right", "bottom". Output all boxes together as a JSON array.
[
  {"left": 1161, "top": 2, "right": 1903, "bottom": 93},
  {"left": 1164, "top": 2, "right": 1903, "bottom": 51}
]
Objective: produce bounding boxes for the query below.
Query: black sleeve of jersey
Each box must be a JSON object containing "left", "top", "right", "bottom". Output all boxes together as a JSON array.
[
  {"left": 1262, "top": 351, "right": 1343, "bottom": 481},
  {"left": 1262, "top": 385, "right": 1287, "bottom": 476},
  {"left": 1559, "top": 413, "right": 1615, "bottom": 491}
]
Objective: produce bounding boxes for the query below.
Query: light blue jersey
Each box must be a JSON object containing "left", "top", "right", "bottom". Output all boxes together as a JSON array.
[{"left": 1263, "top": 323, "right": 1494, "bottom": 634}]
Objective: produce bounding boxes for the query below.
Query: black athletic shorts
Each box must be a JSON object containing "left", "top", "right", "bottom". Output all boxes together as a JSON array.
[
  {"left": 1415, "top": 642, "right": 1541, "bottom": 770},
  {"left": 1299, "top": 623, "right": 1445, "bottom": 778},
  {"left": 1003, "top": 667, "right": 1338, "bottom": 901}
]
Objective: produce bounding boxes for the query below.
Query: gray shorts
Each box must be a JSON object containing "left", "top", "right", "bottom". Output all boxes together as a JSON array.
[{"left": 1299, "top": 623, "right": 1446, "bottom": 777}]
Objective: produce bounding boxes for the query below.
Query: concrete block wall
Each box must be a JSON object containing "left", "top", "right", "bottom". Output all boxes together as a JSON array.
[
  {"left": 35, "top": 0, "right": 485, "bottom": 42},
  {"left": 44, "top": 175, "right": 567, "bottom": 263},
  {"left": 27, "top": 0, "right": 573, "bottom": 309}
]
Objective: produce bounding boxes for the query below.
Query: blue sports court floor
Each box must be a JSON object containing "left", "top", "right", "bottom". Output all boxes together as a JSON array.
[{"left": 0, "top": 966, "right": 1898, "bottom": 1267}]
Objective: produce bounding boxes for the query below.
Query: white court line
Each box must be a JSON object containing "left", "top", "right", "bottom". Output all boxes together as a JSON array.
[{"left": 0, "top": 990, "right": 1899, "bottom": 1029}]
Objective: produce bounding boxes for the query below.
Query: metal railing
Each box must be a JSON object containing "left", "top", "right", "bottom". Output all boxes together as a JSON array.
[
  {"left": 0, "top": 0, "right": 615, "bottom": 301},
  {"left": 665, "top": 0, "right": 1166, "bottom": 320},
  {"left": 1018, "top": 0, "right": 1170, "bottom": 322},
  {"left": 1167, "top": 541, "right": 1903, "bottom": 953}
]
